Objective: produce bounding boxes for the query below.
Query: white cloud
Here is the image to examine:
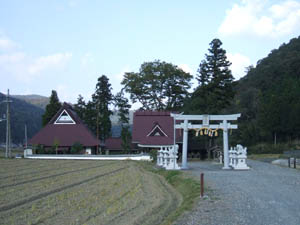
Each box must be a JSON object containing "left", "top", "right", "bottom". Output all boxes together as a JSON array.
[
  {"left": 0, "top": 52, "right": 25, "bottom": 63},
  {"left": 218, "top": 0, "right": 300, "bottom": 38},
  {"left": 178, "top": 64, "right": 194, "bottom": 74},
  {"left": 0, "top": 34, "right": 72, "bottom": 83},
  {"left": 28, "top": 53, "right": 72, "bottom": 75},
  {"left": 227, "top": 52, "right": 251, "bottom": 80},
  {"left": 0, "top": 36, "right": 18, "bottom": 51}
]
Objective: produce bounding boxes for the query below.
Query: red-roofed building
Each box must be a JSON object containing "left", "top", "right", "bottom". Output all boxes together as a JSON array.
[
  {"left": 104, "top": 137, "right": 138, "bottom": 154},
  {"left": 28, "top": 103, "right": 100, "bottom": 153},
  {"left": 132, "top": 111, "right": 182, "bottom": 151}
]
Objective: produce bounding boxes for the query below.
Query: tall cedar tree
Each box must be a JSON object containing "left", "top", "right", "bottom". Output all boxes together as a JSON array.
[
  {"left": 92, "top": 75, "right": 113, "bottom": 142},
  {"left": 74, "top": 95, "right": 86, "bottom": 121},
  {"left": 84, "top": 101, "right": 97, "bottom": 134},
  {"left": 122, "top": 60, "right": 193, "bottom": 110},
  {"left": 114, "top": 91, "right": 131, "bottom": 153},
  {"left": 187, "top": 39, "right": 234, "bottom": 114},
  {"left": 42, "top": 90, "right": 62, "bottom": 126}
]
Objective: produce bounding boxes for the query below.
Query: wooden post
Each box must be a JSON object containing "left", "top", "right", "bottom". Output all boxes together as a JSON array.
[
  {"left": 288, "top": 158, "right": 291, "bottom": 168},
  {"left": 294, "top": 158, "right": 296, "bottom": 169},
  {"left": 200, "top": 173, "right": 204, "bottom": 197}
]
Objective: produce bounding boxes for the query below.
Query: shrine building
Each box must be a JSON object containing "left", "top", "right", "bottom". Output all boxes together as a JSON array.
[
  {"left": 132, "top": 111, "right": 182, "bottom": 151},
  {"left": 28, "top": 103, "right": 99, "bottom": 153}
]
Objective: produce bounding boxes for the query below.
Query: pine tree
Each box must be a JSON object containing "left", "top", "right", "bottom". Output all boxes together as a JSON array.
[
  {"left": 187, "top": 39, "right": 234, "bottom": 114},
  {"left": 74, "top": 95, "right": 86, "bottom": 121},
  {"left": 42, "top": 90, "right": 62, "bottom": 126},
  {"left": 114, "top": 91, "right": 131, "bottom": 153},
  {"left": 92, "top": 75, "right": 113, "bottom": 142},
  {"left": 84, "top": 101, "right": 97, "bottom": 134}
]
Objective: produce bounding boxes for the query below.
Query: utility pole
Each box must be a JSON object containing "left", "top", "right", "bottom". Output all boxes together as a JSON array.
[
  {"left": 25, "top": 124, "right": 27, "bottom": 149},
  {"left": 4, "top": 89, "right": 12, "bottom": 158}
]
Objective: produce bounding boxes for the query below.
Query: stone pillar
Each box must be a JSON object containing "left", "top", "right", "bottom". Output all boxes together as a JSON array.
[
  {"left": 182, "top": 119, "right": 188, "bottom": 169},
  {"left": 157, "top": 147, "right": 162, "bottom": 166},
  {"left": 222, "top": 120, "right": 230, "bottom": 169},
  {"left": 229, "top": 147, "right": 234, "bottom": 167}
]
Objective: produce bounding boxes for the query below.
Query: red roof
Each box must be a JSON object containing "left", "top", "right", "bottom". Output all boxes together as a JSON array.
[
  {"left": 105, "top": 137, "right": 137, "bottom": 150},
  {"left": 132, "top": 111, "right": 182, "bottom": 146},
  {"left": 29, "top": 103, "right": 99, "bottom": 147},
  {"left": 105, "top": 137, "right": 123, "bottom": 150}
]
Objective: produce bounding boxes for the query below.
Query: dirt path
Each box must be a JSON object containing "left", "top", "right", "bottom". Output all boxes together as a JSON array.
[{"left": 174, "top": 160, "right": 300, "bottom": 225}]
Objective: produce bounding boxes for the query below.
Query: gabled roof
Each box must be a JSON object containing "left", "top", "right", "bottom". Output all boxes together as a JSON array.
[
  {"left": 29, "top": 103, "right": 99, "bottom": 147},
  {"left": 105, "top": 137, "right": 137, "bottom": 150},
  {"left": 132, "top": 111, "right": 182, "bottom": 146},
  {"left": 147, "top": 123, "right": 168, "bottom": 137}
]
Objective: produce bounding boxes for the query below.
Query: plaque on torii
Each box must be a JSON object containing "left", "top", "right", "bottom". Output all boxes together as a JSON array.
[{"left": 171, "top": 113, "right": 241, "bottom": 170}]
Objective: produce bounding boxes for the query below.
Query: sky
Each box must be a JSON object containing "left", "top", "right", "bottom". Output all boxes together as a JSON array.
[{"left": 0, "top": 0, "right": 300, "bottom": 107}]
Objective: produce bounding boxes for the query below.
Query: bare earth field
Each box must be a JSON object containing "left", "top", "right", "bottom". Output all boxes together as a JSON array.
[{"left": 0, "top": 159, "right": 181, "bottom": 225}]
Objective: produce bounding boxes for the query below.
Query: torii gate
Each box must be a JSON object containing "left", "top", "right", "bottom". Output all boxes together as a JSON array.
[{"left": 171, "top": 113, "right": 241, "bottom": 169}]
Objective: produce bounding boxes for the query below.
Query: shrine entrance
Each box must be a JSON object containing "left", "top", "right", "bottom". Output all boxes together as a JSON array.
[{"left": 171, "top": 113, "right": 241, "bottom": 169}]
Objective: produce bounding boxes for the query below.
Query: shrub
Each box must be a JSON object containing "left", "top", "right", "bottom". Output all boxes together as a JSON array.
[
  {"left": 248, "top": 143, "right": 287, "bottom": 154},
  {"left": 36, "top": 144, "right": 44, "bottom": 154},
  {"left": 149, "top": 149, "right": 157, "bottom": 162},
  {"left": 71, "top": 142, "right": 83, "bottom": 154}
]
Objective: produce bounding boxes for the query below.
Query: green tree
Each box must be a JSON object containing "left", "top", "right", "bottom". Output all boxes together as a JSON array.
[
  {"left": 84, "top": 100, "right": 97, "bottom": 134},
  {"left": 186, "top": 39, "right": 234, "bottom": 114},
  {"left": 122, "top": 60, "right": 193, "bottom": 110},
  {"left": 74, "top": 95, "right": 86, "bottom": 121},
  {"left": 114, "top": 91, "right": 131, "bottom": 153},
  {"left": 92, "top": 75, "right": 113, "bottom": 142},
  {"left": 233, "top": 36, "right": 300, "bottom": 145},
  {"left": 42, "top": 90, "right": 62, "bottom": 126}
]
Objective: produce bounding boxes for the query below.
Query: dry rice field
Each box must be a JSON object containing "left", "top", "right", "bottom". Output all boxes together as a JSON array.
[{"left": 0, "top": 159, "right": 181, "bottom": 225}]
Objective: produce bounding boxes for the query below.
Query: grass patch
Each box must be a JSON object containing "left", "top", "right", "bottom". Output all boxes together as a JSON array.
[
  {"left": 248, "top": 154, "right": 282, "bottom": 160},
  {"left": 140, "top": 162, "right": 200, "bottom": 225}
]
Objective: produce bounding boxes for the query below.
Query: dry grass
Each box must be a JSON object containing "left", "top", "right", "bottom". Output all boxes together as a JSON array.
[
  {"left": 0, "top": 159, "right": 181, "bottom": 225},
  {"left": 248, "top": 154, "right": 282, "bottom": 160}
]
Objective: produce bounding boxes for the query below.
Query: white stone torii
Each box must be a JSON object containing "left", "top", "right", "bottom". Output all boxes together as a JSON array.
[{"left": 171, "top": 113, "right": 241, "bottom": 170}]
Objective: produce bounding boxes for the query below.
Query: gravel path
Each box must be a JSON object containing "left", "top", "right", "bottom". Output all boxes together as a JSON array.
[{"left": 173, "top": 160, "right": 300, "bottom": 225}]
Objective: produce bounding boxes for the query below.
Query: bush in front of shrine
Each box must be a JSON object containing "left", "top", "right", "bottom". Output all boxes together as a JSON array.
[{"left": 70, "top": 142, "right": 83, "bottom": 154}]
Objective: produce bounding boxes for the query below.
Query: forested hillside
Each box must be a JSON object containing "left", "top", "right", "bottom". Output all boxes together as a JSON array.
[
  {"left": 12, "top": 95, "right": 49, "bottom": 109},
  {"left": 0, "top": 93, "right": 44, "bottom": 145},
  {"left": 233, "top": 36, "right": 300, "bottom": 146}
]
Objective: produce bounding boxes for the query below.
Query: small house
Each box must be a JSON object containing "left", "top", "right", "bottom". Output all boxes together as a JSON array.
[{"left": 28, "top": 103, "right": 99, "bottom": 154}]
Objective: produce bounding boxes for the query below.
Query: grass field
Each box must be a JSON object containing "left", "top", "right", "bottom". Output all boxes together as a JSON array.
[{"left": 0, "top": 158, "right": 186, "bottom": 225}]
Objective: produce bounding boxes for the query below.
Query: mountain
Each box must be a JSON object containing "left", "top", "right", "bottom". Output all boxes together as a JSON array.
[
  {"left": 12, "top": 94, "right": 49, "bottom": 109},
  {"left": 110, "top": 110, "right": 134, "bottom": 125},
  {"left": 233, "top": 36, "right": 300, "bottom": 145},
  {"left": 0, "top": 93, "right": 44, "bottom": 145}
]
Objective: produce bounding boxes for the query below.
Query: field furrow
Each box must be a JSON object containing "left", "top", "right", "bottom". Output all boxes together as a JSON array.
[
  {"left": 0, "top": 160, "right": 79, "bottom": 180},
  {"left": 0, "top": 163, "right": 112, "bottom": 188},
  {"left": 0, "top": 166, "right": 127, "bottom": 213},
  {"left": 0, "top": 159, "right": 182, "bottom": 225},
  {"left": 0, "top": 162, "right": 119, "bottom": 206}
]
